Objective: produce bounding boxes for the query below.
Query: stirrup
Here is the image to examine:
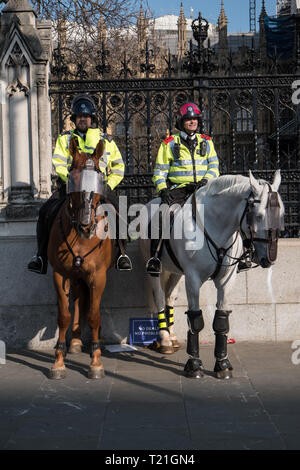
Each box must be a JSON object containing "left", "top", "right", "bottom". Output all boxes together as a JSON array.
[
  {"left": 146, "top": 257, "right": 162, "bottom": 275},
  {"left": 237, "top": 260, "right": 252, "bottom": 273},
  {"left": 116, "top": 254, "right": 132, "bottom": 271},
  {"left": 27, "top": 255, "right": 48, "bottom": 275}
]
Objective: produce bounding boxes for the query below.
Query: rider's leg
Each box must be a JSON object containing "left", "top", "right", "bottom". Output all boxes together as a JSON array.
[
  {"left": 27, "top": 199, "right": 52, "bottom": 274},
  {"left": 105, "top": 190, "right": 132, "bottom": 271},
  {"left": 28, "top": 189, "right": 66, "bottom": 274}
]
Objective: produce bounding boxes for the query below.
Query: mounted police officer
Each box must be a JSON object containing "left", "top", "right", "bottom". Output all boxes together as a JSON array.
[
  {"left": 28, "top": 93, "right": 132, "bottom": 274},
  {"left": 146, "top": 101, "right": 220, "bottom": 275}
]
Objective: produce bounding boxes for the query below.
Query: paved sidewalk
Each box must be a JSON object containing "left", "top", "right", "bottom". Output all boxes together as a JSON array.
[{"left": 0, "top": 341, "right": 299, "bottom": 450}]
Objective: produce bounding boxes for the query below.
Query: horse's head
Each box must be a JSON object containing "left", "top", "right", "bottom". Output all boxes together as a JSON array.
[
  {"left": 66, "top": 137, "right": 105, "bottom": 238},
  {"left": 242, "top": 170, "right": 285, "bottom": 268}
]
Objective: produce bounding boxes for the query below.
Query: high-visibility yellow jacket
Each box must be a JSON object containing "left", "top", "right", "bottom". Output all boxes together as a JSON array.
[
  {"left": 52, "top": 128, "right": 124, "bottom": 190},
  {"left": 152, "top": 132, "right": 219, "bottom": 193}
]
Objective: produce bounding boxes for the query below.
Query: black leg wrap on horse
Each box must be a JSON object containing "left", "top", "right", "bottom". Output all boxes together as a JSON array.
[
  {"left": 185, "top": 310, "right": 204, "bottom": 358},
  {"left": 213, "top": 310, "right": 232, "bottom": 368},
  {"left": 214, "top": 358, "right": 233, "bottom": 372},
  {"left": 55, "top": 341, "right": 67, "bottom": 357},
  {"left": 184, "top": 358, "right": 204, "bottom": 374},
  {"left": 90, "top": 340, "right": 101, "bottom": 357}
]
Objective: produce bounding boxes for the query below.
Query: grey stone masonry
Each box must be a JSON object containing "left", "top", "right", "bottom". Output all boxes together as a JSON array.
[{"left": 0, "top": 0, "right": 52, "bottom": 220}]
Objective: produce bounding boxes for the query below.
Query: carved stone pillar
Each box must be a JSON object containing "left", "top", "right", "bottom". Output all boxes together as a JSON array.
[{"left": 0, "top": 0, "right": 52, "bottom": 219}]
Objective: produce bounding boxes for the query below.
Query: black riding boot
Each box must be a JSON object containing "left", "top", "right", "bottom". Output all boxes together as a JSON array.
[
  {"left": 27, "top": 192, "right": 66, "bottom": 275},
  {"left": 27, "top": 213, "right": 49, "bottom": 274}
]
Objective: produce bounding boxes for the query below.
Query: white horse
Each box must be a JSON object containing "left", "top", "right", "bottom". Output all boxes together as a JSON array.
[{"left": 139, "top": 171, "right": 284, "bottom": 379}]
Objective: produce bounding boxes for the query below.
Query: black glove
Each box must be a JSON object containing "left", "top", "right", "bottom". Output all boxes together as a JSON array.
[
  {"left": 197, "top": 178, "right": 208, "bottom": 189},
  {"left": 185, "top": 179, "right": 208, "bottom": 194},
  {"left": 103, "top": 184, "right": 113, "bottom": 200},
  {"left": 159, "top": 188, "right": 174, "bottom": 205}
]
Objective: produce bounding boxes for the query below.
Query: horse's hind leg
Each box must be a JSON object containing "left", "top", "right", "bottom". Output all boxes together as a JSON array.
[
  {"left": 164, "top": 273, "right": 182, "bottom": 350},
  {"left": 49, "top": 272, "right": 71, "bottom": 379},
  {"left": 183, "top": 273, "right": 204, "bottom": 378},
  {"left": 149, "top": 273, "right": 174, "bottom": 354}
]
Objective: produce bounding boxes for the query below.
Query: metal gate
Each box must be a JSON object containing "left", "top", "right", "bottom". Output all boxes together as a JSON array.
[{"left": 49, "top": 20, "right": 300, "bottom": 237}]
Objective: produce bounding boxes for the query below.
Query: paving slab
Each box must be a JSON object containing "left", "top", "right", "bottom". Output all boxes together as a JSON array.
[{"left": 0, "top": 342, "right": 299, "bottom": 450}]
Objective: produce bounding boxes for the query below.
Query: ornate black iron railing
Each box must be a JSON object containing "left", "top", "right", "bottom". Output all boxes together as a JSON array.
[{"left": 49, "top": 12, "right": 300, "bottom": 237}]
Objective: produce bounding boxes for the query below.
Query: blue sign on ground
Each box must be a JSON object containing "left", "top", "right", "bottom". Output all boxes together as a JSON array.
[{"left": 129, "top": 318, "right": 159, "bottom": 345}]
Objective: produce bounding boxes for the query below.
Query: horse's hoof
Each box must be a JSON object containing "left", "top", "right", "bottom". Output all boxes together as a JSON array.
[
  {"left": 68, "top": 342, "right": 83, "bottom": 354},
  {"left": 88, "top": 367, "right": 105, "bottom": 379},
  {"left": 148, "top": 341, "right": 174, "bottom": 354},
  {"left": 184, "top": 368, "right": 204, "bottom": 379},
  {"left": 216, "top": 369, "right": 233, "bottom": 380},
  {"left": 158, "top": 345, "right": 175, "bottom": 354},
  {"left": 171, "top": 339, "right": 181, "bottom": 350},
  {"left": 184, "top": 358, "right": 204, "bottom": 378},
  {"left": 48, "top": 367, "right": 66, "bottom": 380}
]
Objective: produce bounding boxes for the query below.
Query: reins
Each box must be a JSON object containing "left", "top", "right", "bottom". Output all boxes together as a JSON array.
[{"left": 191, "top": 190, "right": 261, "bottom": 279}]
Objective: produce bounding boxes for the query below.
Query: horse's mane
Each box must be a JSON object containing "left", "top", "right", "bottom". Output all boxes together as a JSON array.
[{"left": 205, "top": 174, "right": 251, "bottom": 196}]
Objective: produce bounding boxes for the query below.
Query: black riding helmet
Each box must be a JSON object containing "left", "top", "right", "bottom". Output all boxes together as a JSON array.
[{"left": 70, "top": 94, "right": 97, "bottom": 124}]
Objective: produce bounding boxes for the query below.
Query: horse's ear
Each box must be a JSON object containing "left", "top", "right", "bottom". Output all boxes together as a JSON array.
[
  {"left": 94, "top": 139, "right": 104, "bottom": 159},
  {"left": 69, "top": 137, "right": 78, "bottom": 158},
  {"left": 249, "top": 170, "right": 260, "bottom": 195},
  {"left": 272, "top": 170, "right": 281, "bottom": 192}
]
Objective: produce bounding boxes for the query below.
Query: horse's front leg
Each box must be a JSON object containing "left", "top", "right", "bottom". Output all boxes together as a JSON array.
[
  {"left": 184, "top": 273, "right": 205, "bottom": 379},
  {"left": 49, "top": 272, "right": 71, "bottom": 379},
  {"left": 213, "top": 275, "right": 235, "bottom": 379},
  {"left": 86, "top": 273, "right": 106, "bottom": 379}
]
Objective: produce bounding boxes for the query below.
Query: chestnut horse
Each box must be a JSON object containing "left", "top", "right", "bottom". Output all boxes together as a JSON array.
[{"left": 48, "top": 137, "right": 114, "bottom": 379}]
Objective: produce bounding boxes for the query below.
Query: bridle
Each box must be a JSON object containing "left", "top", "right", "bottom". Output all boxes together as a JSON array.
[
  {"left": 192, "top": 183, "right": 281, "bottom": 279},
  {"left": 59, "top": 159, "right": 109, "bottom": 269},
  {"left": 67, "top": 190, "right": 100, "bottom": 239},
  {"left": 239, "top": 185, "right": 281, "bottom": 264}
]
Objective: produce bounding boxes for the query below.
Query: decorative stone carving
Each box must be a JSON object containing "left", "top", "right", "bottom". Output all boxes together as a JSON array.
[{"left": 0, "top": 0, "right": 52, "bottom": 220}]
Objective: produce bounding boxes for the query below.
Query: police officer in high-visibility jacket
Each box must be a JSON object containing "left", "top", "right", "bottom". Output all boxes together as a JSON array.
[
  {"left": 146, "top": 102, "right": 219, "bottom": 275},
  {"left": 28, "top": 94, "right": 132, "bottom": 274}
]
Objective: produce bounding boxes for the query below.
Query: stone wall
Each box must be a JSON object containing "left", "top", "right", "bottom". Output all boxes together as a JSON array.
[{"left": 0, "top": 234, "right": 299, "bottom": 349}]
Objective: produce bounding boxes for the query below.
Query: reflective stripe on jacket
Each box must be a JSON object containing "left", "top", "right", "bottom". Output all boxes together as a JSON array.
[
  {"left": 52, "top": 128, "right": 124, "bottom": 190},
  {"left": 152, "top": 133, "right": 219, "bottom": 193}
]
